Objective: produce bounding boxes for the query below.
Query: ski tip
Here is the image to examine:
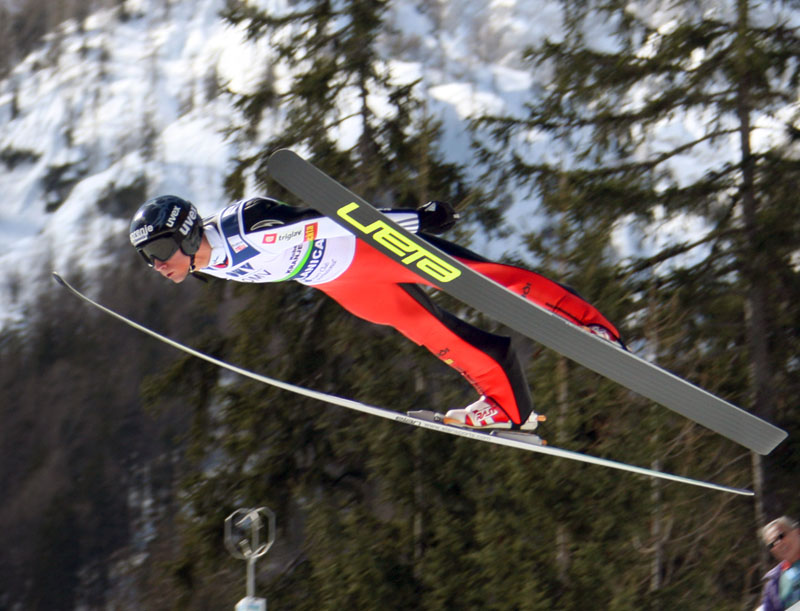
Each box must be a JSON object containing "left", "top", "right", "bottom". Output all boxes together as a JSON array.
[{"left": 52, "top": 271, "right": 66, "bottom": 287}]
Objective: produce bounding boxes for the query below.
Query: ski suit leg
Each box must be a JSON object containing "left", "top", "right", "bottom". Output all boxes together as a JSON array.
[
  {"left": 315, "top": 241, "right": 534, "bottom": 423},
  {"left": 314, "top": 238, "right": 621, "bottom": 424},
  {"left": 460, "top": 261, "right": 622, "bottom": 343},
  {"left": 424, "top": 234, "right": 623, "bottom": 344}
]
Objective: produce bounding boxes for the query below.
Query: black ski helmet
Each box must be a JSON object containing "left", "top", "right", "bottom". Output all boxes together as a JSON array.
[{"left": 129, "top": 195, "right": 203, "bottom": 266}]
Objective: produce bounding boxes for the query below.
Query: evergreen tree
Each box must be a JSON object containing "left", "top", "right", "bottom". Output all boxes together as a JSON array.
[
  {"left": 221, "top": 0, "right": 470, "bottom": 209},
  {"left": 142, "top": 1, "right": 559, "bottom": 606},
  {"left": 120, "top": 1, "right": 799, "bottom": 608},
  {"left": 473, "top": 0, "right": 800, "bottom": 606}
]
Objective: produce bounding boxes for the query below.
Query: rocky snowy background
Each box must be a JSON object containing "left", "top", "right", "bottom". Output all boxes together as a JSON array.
[{"left": 4, "top": 0, "right": 798, "bottom": 331}]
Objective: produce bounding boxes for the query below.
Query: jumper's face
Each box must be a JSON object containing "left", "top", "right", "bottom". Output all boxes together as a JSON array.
[{"left": 152, "top": 248, "right": 192, "bottom": 283}]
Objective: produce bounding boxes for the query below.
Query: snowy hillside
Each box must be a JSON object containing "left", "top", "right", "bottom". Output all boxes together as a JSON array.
[
  {"left": 1, "top": 0, "right": 799, "bottom": 330},
  {"left": 0, "top": 0, "right": 262, "bottom": 326},
  {"left": 0, "top": 0, "right": 560, "bottom": 329}
]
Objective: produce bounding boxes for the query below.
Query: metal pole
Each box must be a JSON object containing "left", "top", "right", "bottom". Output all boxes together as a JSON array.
[
  {"left": 225, "top": 507, "right": 275, "bottom": 611},
  {"left": 247, "top": 557, "right": 256, "bottom": 598}
]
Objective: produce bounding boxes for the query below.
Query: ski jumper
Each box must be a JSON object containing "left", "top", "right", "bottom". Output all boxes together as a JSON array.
[{"left": 198, "top": 197, "right": 622, "bottom": 425}]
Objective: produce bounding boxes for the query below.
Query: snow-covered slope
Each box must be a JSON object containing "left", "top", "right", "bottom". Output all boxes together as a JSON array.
[
  {"left": 0, "top": 0, "right": 251, "bottom": 324},
  {"left": 0, "top": 0, "right": 566, "bottom": 328},
  {"left": 2, "top": 0, "right": 798, "bottom": 329}
]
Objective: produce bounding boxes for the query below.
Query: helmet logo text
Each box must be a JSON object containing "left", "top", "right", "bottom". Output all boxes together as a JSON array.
[
  {"left": 166, "top": 205, "right": 181, "bottom": 228},
  {"left": 130, "top": 225, "right": 154, "bottom": 245},
  {"left": 179, "top": 208, "right": 197, "bottom": 236}
]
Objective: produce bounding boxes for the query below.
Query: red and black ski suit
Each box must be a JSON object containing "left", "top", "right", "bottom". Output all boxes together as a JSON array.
[
  {"left": 316, "top": 235, "right": 621, "bottom": 425},
  {"left": 199, "top": 197, "right": 622, "bottom": 425}
]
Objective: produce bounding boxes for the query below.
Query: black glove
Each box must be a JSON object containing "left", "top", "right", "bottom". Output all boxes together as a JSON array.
[{"left": 417, "top": 200, "right": 460, "bottom": 234}]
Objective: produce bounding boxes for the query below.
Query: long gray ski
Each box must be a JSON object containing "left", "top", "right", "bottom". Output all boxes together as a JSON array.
[
  {"left": 267, "top": 149, "right": 787, "bottom": 455},
  {"left": 52, "top": 272, "right": 753, "bottom": 495}
]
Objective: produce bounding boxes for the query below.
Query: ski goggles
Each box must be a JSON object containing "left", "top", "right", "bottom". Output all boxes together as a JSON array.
[
  {"left": 767, "top": 532, "right": 786, "bottom": 550},
  {"left": 137, "top": 236, "right": 181, "bottom": 266}
]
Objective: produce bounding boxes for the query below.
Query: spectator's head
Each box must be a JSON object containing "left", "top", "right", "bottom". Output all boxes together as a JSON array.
[{"left": 761, "top": 517, "right": 800, "bottom": 563}]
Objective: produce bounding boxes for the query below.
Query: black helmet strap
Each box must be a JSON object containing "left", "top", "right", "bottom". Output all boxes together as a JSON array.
[{"left": 187, "top": 253, "right": 208, "bottom": 282}]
